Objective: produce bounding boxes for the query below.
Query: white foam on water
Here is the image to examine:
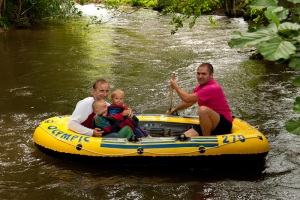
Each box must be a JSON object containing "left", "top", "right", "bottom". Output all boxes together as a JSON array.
[{"left": 76, "top": 3, "right": 111, "bottom": 20}]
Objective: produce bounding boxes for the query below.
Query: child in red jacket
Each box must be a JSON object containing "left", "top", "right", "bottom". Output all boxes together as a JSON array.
[{"left": 108, "top": 89, "right": 150, "bottom": 138}]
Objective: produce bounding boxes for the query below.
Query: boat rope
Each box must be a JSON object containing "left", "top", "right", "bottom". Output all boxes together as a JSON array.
[
  {"left": 39, "top": 123, "right": 264, "bottom": 157},
  {"left": 39, "top": 125, "right": 138, "bottom": 156},
  {"left": 145, "top": 136, "right": 261, "bottom": 155}
]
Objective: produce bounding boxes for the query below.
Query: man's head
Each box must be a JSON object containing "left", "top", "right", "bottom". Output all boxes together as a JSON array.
[
  {"left": 92, "top": 79, "right": 110, "bottom": 101},
  {"left": 196, "top": 63, "right": 214, "bottom": 86}
]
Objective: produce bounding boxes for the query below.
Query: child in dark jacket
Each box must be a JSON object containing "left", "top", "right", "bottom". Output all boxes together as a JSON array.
[{"left": 92, "top": 99, "right": 135, "bottom": 140}]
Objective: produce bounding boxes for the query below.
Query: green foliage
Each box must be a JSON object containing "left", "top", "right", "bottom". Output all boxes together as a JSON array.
[
  {"left": 160, "top": 0, "right": 220, "bottom": 34},
  {"left": 248, "top": 8, "right": 266, "bottom": 24},
  {"left": 249, "top": 0, "right": 278, "bottom": 9},
  {"left": 1, "top": 0, "right": 82, "bottom": 28},
  {"left": 258, "top": 38, "right": 296, "bottom": 61},
  {"left": 285, "top": 119, "right": 300, "bottom": 135},
  {"left": 100, "top": 0, "right": 157, "bottom": 8},
  {"left": 289, "top": 58, "right": 300, "bottom": 70},
  {"left": 293, "top": 77, "right": 300, "bottom": 86},
  {"left": 285, "top": 97, "right": 300, "bottom": 135},
  {"left": 0, "top": 17, "right": 8, "bottom": 30},
  {"left": 229, "top": 0, "right": 300, "bottom": 136},
  {"left": 208, "top": 16, "right": 217, "bottom": 26}
]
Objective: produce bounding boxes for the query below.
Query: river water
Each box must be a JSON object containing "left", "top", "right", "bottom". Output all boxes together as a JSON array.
[{"left": 1, "top": 4, "right": 300, "bottom": 200}]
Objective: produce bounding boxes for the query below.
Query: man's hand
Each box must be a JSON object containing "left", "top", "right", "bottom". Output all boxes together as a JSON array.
[
  {"left": 93, "top": 128, "right": 104, "bottom": 137},
  {"left": 166, "top": 108, "right": 175, "bottom": 115},
  {"left": 170, "top": 78, "right": 179, "bottom": 90}
]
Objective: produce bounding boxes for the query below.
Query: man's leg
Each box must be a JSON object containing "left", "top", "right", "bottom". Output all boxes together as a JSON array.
[
  {"left": 198, "top": 106, "right": 220, "bottom": 136},
  {"left": 184, "top": 128, "right": 199, "bottom": 137}
]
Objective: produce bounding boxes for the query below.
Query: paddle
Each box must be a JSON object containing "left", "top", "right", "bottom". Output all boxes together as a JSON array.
[{"left": 169, "top": 72, "right": 176, "bottom": 112}]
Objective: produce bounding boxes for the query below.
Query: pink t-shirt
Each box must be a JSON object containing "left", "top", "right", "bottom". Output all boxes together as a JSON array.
[{"left": 193, "top": 79, "right": 233, "bottom": 122}]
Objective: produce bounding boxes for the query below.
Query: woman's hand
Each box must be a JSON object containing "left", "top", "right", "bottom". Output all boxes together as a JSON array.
[{"left": 93, "top": 128, "right": 104, "bottom": 137}]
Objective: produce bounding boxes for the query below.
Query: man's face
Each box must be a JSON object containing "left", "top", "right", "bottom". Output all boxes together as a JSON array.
[
  {"left": 93, "top": 83, "right": 110, "bottom": 101},
  {"left": 196, "top": 66, "right": 213, "bottom": 85}
]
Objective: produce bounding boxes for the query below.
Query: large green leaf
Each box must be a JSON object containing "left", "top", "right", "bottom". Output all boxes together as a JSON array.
[
  {"left": 250, "top": 0, "right": 279, "bottom": 9},
  {"left": 264, "top": 10, "right": 280, "bottom": 25},
  {"left": 287, "top": 0, "right": 300, "bottom": 4},
  {"left": 278, "top": 22, "right": 300, "bottom": 38},
  {"left": 279, "top": 22, "right": 300, "bottom": 31},
  {"left": 293, "top": 7, "right": 300, "bottom": 15},
  {"left": 228, "top": 23, "right": 278, "bottom": 48},
  {"left": 289, "top": 58, "right": 300, "bottom": 70},
  {"left": 278, "top": 22, "right": 300, "bottom": 37},
  {"left": 293, "top": 77, "right": 300, "bottom": 86},
  {"left": 285, "top": 119, "right": 300, "bottom": 135},
  {"left": 294, "top": 97, "right": 300, "bottom": 113},
  {"left": 269, "top": 6, "right": 289, "bottom": 21},
  {"left": 258, "top": 39, "right": 296, "bottom": 61}
]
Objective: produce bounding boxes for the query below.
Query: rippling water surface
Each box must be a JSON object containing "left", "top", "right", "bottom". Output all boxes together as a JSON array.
[{"left": 0, "top": 4, "right": 300, "bottom": 200}]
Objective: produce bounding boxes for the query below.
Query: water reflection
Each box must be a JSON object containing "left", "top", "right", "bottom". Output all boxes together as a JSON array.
[{"left": 0, "top": 3, "right": 300, "bottom": 200}]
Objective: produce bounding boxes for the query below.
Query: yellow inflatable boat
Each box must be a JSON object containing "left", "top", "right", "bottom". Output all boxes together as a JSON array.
[{"left": 33, "top": 114, "right": 269, "bottom": 166}]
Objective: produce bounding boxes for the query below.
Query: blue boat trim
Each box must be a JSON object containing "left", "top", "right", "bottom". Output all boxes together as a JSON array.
[
  {"left": 190, "top": 138, "right": 218, "bottom": 142},
  {"left": 100, "top": 143, "right": 219, "bottom": 149},
  {"left": 135, "top": 114, "right": 198, "bottom": 119}
]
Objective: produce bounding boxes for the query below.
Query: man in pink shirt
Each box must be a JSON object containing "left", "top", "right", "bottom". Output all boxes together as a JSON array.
[{"left": 167, "top": 63, "right": 233, "bottom": 136}]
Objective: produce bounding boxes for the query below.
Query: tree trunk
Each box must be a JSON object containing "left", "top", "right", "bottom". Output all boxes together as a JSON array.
[
  {"left": 224, "top": 0, "right": 239, "bottom": 17},
  {"left": 0, "top": 0, "right": 3, "bottom": 16},
  {"left": 225, "top": 0, "right": 229, "bottom": 16},
  {"left": 232, "top": 0, "right": 236, "bottom": 17},
  {"left": 17, "top": 0, "right": 23, "bottom": 20}
]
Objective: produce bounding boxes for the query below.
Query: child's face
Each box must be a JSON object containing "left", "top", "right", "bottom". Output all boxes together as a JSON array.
[
  {"left": 94, "top": 102, "right": 107, "bottom": 115},
  {"left": 112, "top": 93, "right": 124, "bottom": 105}
]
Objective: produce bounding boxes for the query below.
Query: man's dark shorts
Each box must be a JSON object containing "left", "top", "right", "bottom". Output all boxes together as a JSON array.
[{"left": 192, "top": 114, "right": 232, "bottom": 136}]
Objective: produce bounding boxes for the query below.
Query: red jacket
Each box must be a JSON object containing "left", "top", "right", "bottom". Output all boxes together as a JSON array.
[{"left": 108, "top": 104, "right": 135, "bottom": 130}]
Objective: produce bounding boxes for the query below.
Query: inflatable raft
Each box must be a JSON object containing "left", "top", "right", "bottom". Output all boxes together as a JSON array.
[{"left": 33, "top": 114, "right": 269, "bottom": 166}]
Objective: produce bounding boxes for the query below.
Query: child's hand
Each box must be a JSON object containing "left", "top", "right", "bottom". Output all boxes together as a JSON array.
[
  {"left": 127, "top": 108, "right": 133, "bottom": 119},
  {"left": 122, "top": 108, "right": 133, "bottom": 118},
  {"left": 122, "top": 109, "right": 130, "bottom": 117},
  {"left": 98, "top": 106, "right": 107, "bottom": 116}
]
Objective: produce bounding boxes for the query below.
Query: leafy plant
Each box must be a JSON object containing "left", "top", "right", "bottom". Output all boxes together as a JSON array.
[
  {"left": 0, "top": 0, "right": 82, "bottom": 28},
  {"left": 160, "top": 0, "right": 220, "bottom": 34},
  {"left": 228, "top": 0, "right": 300, "bottom": 135}
]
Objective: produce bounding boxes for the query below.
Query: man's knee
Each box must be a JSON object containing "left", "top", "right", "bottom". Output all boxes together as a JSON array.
[{"left": 198, "top": 106, "right": 210, "bottom": 116}]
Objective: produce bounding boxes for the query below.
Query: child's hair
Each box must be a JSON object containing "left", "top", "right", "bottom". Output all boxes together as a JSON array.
[
  {"left": 111, "top": 89, "right": 124, "bottom": 99},
  {"left": 92, "top": 99, "right": 106, "bottom": 110}
]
